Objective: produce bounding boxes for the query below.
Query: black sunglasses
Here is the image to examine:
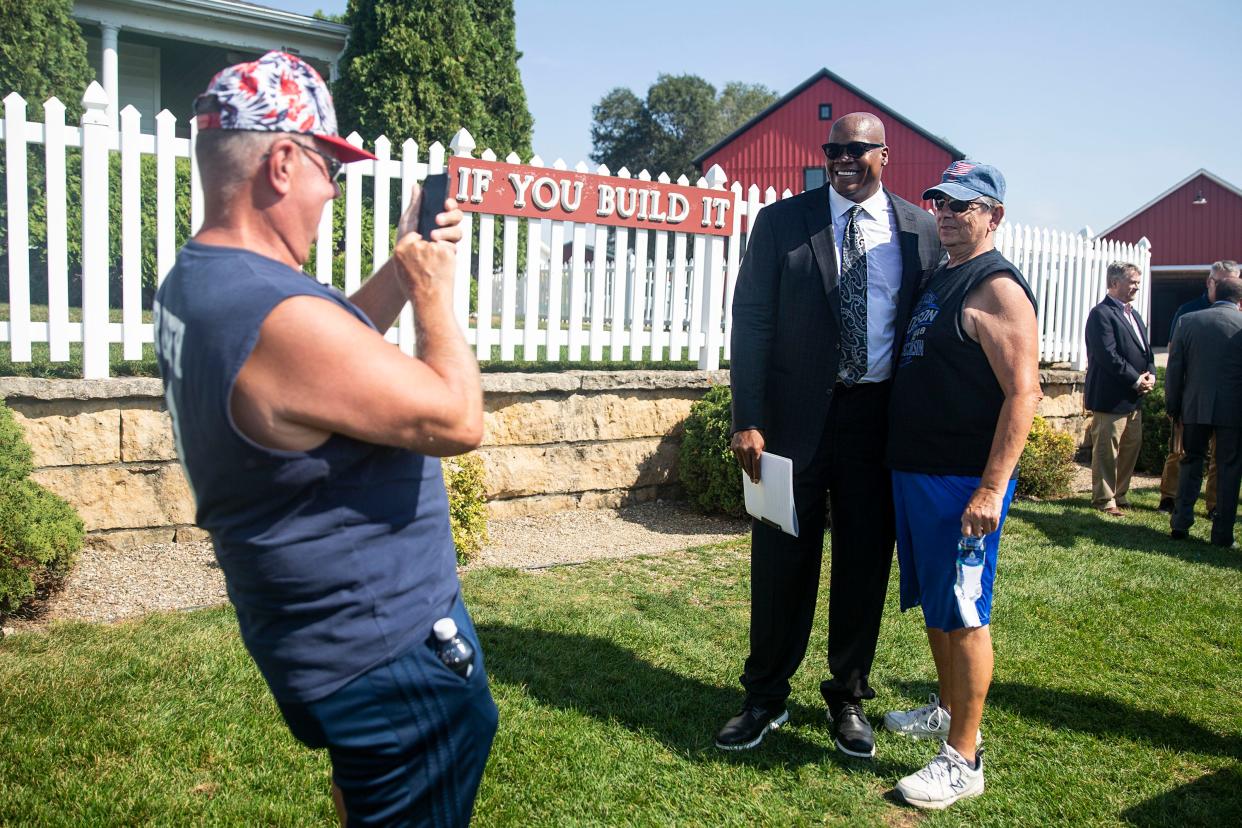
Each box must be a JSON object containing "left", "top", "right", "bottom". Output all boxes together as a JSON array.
[
  {"left": 294, "top": 141, "right": 344, "bottom": 183},
  {"left": 261, "top": 139, "right": 345, "bottom": 183},
  {"left": 931, "top": 196, "right": 982, "bottom": 214},
  {"left": 822, "top": 141, "right": 885, "bottom": 160}
]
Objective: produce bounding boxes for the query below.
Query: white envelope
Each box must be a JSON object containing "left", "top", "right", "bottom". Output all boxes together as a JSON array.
[{"left": 741, "top": 452, "right": 799, "bottom": 537}]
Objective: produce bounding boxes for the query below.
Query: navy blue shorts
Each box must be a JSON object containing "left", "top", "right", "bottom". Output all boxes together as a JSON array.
[
  {"left": 275, "top": 592, "right": 498, "bottom": 827},
  {"left": 892, "top": 471, "right": 1016, "bottom": 632}
]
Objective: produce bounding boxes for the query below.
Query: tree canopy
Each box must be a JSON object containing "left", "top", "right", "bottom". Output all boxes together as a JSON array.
[
  {"left": 590, "top": 75, "right": 778, "bottom": 180},
  {"left": 333, "top": 0, "right": 533, "bottom": 160},
  {"left": 0, "top": 0, "right": 94, "bottom": 118}
]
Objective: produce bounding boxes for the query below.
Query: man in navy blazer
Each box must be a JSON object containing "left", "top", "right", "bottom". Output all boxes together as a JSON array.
[
  {"left": 1084, "top": 262, "right": 1156, "bottom": 516},
  {"left": 718, "top": 112, "right": 942, "bottom": 759}
]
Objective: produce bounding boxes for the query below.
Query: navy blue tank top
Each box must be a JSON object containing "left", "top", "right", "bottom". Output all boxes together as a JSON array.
[
  {"left": 887, "top": 248, "right": 1036, "bottom": 477},
  {"left": 154, "top": 240, "right": 460, "bottom": 702}
]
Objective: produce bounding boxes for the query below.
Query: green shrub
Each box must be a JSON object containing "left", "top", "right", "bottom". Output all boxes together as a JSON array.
[
  {"left": 0, "top": 403, "right": 34, "bottom": 482},
  {"left": 443, "top": 453, "right": 488, "bottom": 565},
  {"left": 1016, "top": 414, "right": 1077, "bottom": 499},
  {"left": 0, "top": 404, "right": 83, "bottom": 615},
  {"left": 679, "top": 383, "right": 744, "bottom": 517},
  {"left": 1138, "top": 367, "right": 1172, "bottom": 474}
]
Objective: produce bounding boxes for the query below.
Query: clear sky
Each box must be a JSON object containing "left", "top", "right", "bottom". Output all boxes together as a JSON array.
[{"left": 271, "top": 0, "right": 1240, "bottom": 234}]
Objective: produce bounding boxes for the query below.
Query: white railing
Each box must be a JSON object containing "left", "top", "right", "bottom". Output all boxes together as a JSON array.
[{"left": 1, "top": 84, "right": 1149, "bottom": 377}]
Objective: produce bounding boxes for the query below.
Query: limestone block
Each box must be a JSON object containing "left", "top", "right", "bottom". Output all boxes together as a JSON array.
[
  {"left": 484, "top": 392, "right": 696, "bottom": 446},
  {"left": 9, "top": 407, "right": 119, "bottom": 467},
  {"left": 1044, "top": 415, "right": 1091, "bottom": 448},
  {"left": 175, "top": 525, "right": 211, "bottom": 544},
  {"left": 479, "top": 369, "right": 727, "bottom": 395},
  {"left": 121, "top": 408, "right": 178, "bottom": 462},
  {"left": 486, "top": 493, "right": 581, "bottom": 519},
  {"left": 478, "top": 438, "right": 679, "bottom": 499},
  {"left": 577, "top": 370, "right": 729, "bottom": 391},
  {"left": 85, "top": 527, "right": 178, "bottom": 553},
  {"left": 1038, "top": 384, "right": 1086, "bottom": 419},
  {"left": 0, "top": 376, "right": 163, "bottom": 402},
  {"left": 578, "top": 485, "right": 662, "bottom": 510},
  {"left": 32, "top": 463, "right": 195, "bottom": 532}
]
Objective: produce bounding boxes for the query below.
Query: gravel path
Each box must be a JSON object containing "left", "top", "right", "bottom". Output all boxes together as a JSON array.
[
  {"left": 3, "top": 465, "right": 1161, "bottom": 635},
  {"left": 4, "top": 501, "right": 748, "bottom": 633}
]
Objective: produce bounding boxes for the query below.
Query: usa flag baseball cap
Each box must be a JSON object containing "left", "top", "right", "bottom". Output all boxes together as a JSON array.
[
  {"left": 922, "top": 160, "right": 1006, "bottom": 203},
  {"left": 193, "top": 51, "right": 376, "bottom": 163}
]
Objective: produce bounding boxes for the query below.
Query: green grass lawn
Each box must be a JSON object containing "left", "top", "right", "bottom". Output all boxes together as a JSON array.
[{"left": 2, "top": 487, "right": 1240, "bottom": 826}]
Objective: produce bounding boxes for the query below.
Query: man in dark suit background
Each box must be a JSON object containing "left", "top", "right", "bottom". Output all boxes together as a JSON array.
[
  {"left": 1084, "top": 262, "right": 1156, "bottom": 516},
  {"left": 1166, "top": 276, "right": 1242, "bottom": 548},
  {"left": 717, "top": 112, "right": 942, "bottom": 759},
  {"left": 1157, "top": 261, "right": 1238, "bottom": 514}
]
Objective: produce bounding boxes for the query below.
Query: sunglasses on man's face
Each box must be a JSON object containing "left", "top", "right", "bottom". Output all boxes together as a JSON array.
[
  {"left": 931, "top": 196, "right": 982, "bottom": 214},
  {"left": 821, "top": 141, "right": 885, "bottom": 160},
  {"left": 294, "top": 141, "right": 344, "bottom": 183}
]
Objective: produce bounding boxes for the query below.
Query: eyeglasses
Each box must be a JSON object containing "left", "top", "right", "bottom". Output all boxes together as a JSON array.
[
  {"left": 261, "top": 139, "right": 345, "bottom": 183},
  {"left": 931, "top": 196, "right": 983, "bottom": 214},
  {"left": 293, "top": 140, "right": 344, "bottom": 183},
  {"left": 822, "top": 141, "right": 885, "bottom": 160}
]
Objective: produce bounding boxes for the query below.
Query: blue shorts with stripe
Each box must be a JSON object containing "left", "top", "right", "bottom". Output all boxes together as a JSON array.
[
  {"left": 274, "top": 591, "right": 498, "bottom": 827},
  {"left": 892, "top": 471, "right": 1016, "bottom": 632}
]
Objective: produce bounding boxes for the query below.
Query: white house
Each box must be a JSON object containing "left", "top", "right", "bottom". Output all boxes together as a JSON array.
[{"left": 72, "top": 0, "right": 348, "bottom": 134}]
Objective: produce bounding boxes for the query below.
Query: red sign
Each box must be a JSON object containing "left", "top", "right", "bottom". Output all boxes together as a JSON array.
[{"left": 446, "top": 156, "right": 733, "bottom": 236}]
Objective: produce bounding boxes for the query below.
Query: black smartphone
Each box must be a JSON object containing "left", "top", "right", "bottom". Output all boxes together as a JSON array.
[{"left": 417, "top": 173, "right": 449, "bottom": 238}]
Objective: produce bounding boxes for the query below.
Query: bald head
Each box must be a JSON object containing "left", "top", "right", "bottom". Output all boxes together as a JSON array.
[{"left": 828, "top": 112, "right": 885, "bottom": 145}]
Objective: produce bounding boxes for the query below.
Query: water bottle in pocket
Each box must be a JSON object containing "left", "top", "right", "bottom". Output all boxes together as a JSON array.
[{"left": 954, "top": 535, "right": 985, "bottom": 628}]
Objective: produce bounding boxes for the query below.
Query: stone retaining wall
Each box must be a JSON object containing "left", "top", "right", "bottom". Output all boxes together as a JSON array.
[{"left": 0, "top": 369, "right": 1089, "bottom": 550}]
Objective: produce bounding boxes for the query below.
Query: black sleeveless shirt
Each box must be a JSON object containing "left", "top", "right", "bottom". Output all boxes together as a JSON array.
[{"left": 887, "top": 248, "right": 1036, "bottom": 477}]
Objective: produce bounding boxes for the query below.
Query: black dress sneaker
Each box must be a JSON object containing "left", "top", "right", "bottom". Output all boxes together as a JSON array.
[
  {"left": 714, "top": 704, "right": 790, "bottom": 751},
  {"left": 827, "top": 702, "right": 875, "bottom": 758}
]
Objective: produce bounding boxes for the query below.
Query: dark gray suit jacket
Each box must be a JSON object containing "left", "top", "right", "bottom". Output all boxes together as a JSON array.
[
  {"left": 1165, "top": 303, "right": 1242, "bottom": 427},
  {"left": 729, "top": 186, "right": 942, "bottom": 473}
]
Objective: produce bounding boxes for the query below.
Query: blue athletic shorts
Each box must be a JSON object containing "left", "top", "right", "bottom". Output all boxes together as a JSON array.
[
  {"left": 892, "top": 471, "right": 1016, "bottom": 632},
  {"left": 274, "top": 591, "right": 498, "bottom": 827}
]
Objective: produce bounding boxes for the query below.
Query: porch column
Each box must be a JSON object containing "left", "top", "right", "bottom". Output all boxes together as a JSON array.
[{"left": 101, "top": 23, "right": 120, "bottom": 128}]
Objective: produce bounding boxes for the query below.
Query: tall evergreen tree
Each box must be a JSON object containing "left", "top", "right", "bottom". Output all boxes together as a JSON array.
[
  {"left": 333, "top": 0, "right": 533, "bottom": 160},
  {"left": 0, "top": 0, "right": 94, "bottom": 119},
  {"left": 0, "top": 0, "right": 95, "bottom": 289}
]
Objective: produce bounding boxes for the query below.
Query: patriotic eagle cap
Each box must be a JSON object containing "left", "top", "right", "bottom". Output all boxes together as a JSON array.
[
  {"left": 193, "top": 51, "right": 376, "bottom": 163},
  {"left": 922, "top": 159, "right": 1006, "bottom": 203}
]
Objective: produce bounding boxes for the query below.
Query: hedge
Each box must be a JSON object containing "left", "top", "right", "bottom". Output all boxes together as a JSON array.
[
  {"left": 678, "top": 384, "right": 745, "bottom": 517},
  {"left": 1016, "top": 414, "right": 1077, "bottom": 499},
  {"left": 443, "top": 453, "right": 488, "bottom": 564},
  {"left": 0, "top": 403, "right": 84, "bottom": 615}
]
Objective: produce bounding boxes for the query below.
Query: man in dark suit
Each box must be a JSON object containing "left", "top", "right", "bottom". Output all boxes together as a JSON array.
[
  {"left": 1084, "top": 262, "right": 1156, "bottom": 516},
  {"left": 1158, "top": 261, "right": 1238, "bottom": 513},
  {"left": 717, "top": 112, "right": 942, "bottom": 758},
  {"left": 1166, "top": 276, "right": 1242, "bottom": 548}
]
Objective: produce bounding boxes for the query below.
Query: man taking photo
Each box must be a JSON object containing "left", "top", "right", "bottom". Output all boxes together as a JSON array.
[{"left": 154, "top": 52, "right": 496, "bottom": 826}]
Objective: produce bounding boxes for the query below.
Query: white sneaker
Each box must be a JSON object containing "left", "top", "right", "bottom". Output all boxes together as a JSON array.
[
  {"left": 883, "top": 694, "right": 982, "bottom": 746},
  {"left": 895, "top": 742, "right": 984, "bottom": 810}
]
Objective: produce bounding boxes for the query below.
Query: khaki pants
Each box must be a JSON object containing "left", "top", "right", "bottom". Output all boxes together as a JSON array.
[
  {"left": 1160, "top": 420, "right": 1217, "bottom": 510},
  {"left": 1091, "top": 410, "right": 1142, "bottom": 510}
]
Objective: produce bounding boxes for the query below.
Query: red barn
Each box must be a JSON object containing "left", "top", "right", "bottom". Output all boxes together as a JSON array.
[
  {"left": 692, "top": 67, "right": 964, "bottom": 206},
  {"left": 1099, "top": 169, "right": 1242, "bottom": 346}
]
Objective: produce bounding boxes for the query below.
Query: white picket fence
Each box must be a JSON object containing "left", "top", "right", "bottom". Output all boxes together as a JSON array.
[{"left": 1, "top": 83, "right": 1150, "bottom": 378}]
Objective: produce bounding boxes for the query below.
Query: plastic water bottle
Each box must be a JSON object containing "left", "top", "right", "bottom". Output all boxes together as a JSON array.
[
  {"left": 954, "top": 535, "right": 986, "bottom": 628},
  {"left": 433, "top": 618, "right": 475, "bottom": 679}
]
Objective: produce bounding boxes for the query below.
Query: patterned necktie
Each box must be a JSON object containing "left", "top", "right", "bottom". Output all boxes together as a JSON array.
[{"left": 838, "top": 205, "right": 868, "bottom": 386}]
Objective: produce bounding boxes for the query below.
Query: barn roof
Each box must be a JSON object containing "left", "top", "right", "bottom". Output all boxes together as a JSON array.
[
  {"left": 1099, "top": 168, "right": 1242, "bottom": 237},
  {"left": 691, "top": 67, "right": 964, "bottom": 168}
]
